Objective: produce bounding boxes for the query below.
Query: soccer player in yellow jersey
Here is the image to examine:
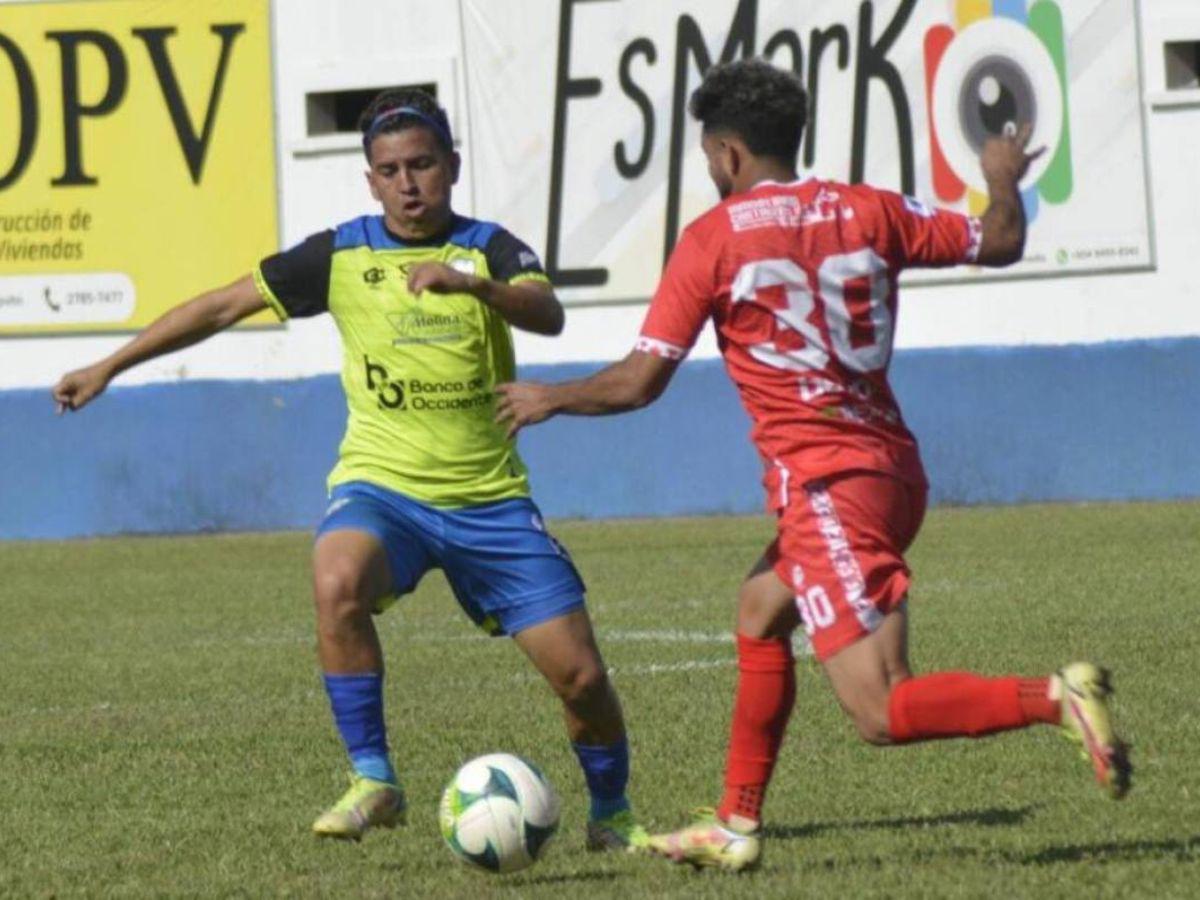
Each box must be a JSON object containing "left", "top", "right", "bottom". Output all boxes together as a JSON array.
[{"left": 52, "top": 88, "right": 647, "bottom": 854}]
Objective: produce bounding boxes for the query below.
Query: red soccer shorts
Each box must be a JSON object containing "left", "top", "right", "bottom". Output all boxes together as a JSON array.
[{"left": 767, "top": 471, "right": 927, "bottom": 661}]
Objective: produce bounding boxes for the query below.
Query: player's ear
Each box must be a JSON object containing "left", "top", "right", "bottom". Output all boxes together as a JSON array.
[
  {"left": 449, "top": 150, "right": 462, "bottom": 185},
  {"left": 724, "top": 140, "right": 742, "bottom": 180}
]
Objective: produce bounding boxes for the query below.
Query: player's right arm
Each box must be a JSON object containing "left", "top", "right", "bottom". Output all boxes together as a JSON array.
[
  {"left": 53, "top": 229, "right": 334, "bottom": 414},
  {"left": 52, "top": 276, "right": 267, "bottom": 413},
  {"left": 495, "top": 226, "right": 716, "bottom": 435}
]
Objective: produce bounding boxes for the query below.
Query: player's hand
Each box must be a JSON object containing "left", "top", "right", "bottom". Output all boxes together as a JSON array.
[
  {"left": 980, "top": 123, "right": 1045, "bottom": 187},
  {"left": 407, "top": 261, "right": 476, "bottom": 297},
  {"left": 494, "top": 381, "right": 557, "bottom": 438},
  {"left": 52, "top": 362, "right": 113, "bottom": 414}
]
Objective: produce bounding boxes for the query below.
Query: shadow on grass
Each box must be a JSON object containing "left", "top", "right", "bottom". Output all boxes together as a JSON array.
[
  {"left": 765, "top": 804, "right": 1038, "bottom": 840},
  {"left": 376, "top": 863, "right": 621, "bottom": 887},
  {"left": 777, "top": 826, "right": 1198, "bottom": 872},
  {"left": 508, "top": 869, "right": 621, "bottom": 887},
  {"left": 1021, "top": 835, "right": 1200, "bottom": 866}
]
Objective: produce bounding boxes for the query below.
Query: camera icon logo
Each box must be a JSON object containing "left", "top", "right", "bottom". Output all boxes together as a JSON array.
[{"left": 924, "top": 0, "right": 1073, "bottom": 221}]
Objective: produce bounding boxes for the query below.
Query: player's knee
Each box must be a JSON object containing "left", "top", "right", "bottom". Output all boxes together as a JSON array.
[
  {"left": 312, "top": 564, "right": 372, "bottom": 623},
  {"left": 844, "top": 693, "right": 893, "bottom": 746},
  {"left": 852, "top": 710, "right": 893, "bottom": 746},
  {"left": 554, "top": 660, "right": 609, "bottom": 709},
  {"left": 736, "top": 586, "right": 796, "bottom": 640}
]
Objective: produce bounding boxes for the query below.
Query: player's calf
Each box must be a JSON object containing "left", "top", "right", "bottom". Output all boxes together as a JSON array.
[{"left": 515, "top": 609, "right": 645, "bottom": 843}]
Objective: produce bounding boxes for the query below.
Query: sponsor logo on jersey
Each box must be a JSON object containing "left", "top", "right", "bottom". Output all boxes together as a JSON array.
[
  {"left": 728, "top": 190, "right": 846, "bottom": 233},
  {"left": 362, "top": 267, "right": 387, "bottom": 285},
  {"left": 387, "top": 311, "right": 466, "bottom": 345},
  {"left": 405, "top": 376, "right": 491, "bottom": 411},
  {"left": 728, "top": 196, "right": 803, "bottom": 232},
  {"left": 450, "top": 257, "right": 477, "bottom": 275},
  {"left": 362, "top": 354, "right": 491, "bottom": 413},
  {"left": 364, "top": 355, "right": 406, "bottom": 410}
]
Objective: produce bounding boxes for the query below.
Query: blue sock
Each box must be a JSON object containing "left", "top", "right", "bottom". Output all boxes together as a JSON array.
[
  {"left": 572, "top": 739, "right": 630, "bottom": 820},
  {"left": 322, "top": 672, "right": 397, "bottom": 784}
]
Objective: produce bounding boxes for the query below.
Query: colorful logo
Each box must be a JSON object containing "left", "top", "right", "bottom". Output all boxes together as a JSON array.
[{"left": 925, "top": 0, "right": 1073, "bottom": 221}]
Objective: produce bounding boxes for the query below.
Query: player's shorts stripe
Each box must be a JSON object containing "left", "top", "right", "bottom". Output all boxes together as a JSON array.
[
  {"left": 806, "top": 482, "right": 882, "bottom": 633},
  {"left": 774, "top": 459, "right": 790, "bottom": 508},
  {"left": 634, "top": 335, "right": 687, "bottom": 360},
  {"left": 964, "top": 216, "right": 983, "bottom": 263}
]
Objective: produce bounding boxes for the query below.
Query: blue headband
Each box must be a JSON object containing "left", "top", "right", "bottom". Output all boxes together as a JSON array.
[{"left": 362, "top": 105, "right": 453, "bottom": 150}]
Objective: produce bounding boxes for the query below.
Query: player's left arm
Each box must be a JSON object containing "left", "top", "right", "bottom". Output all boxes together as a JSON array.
[
  {"left": 976, "top": 125, "right": 1044, "bottom": 266},
  {"left": 495, "top": 351, "right": 679, "bottom": 436},
  {"left": 407, "top": 227, "right": 563, "bottom": 335},
  {"left": 408, "top": 265, "right": 563, "bottom": 335},
  {"left": 874, "top": 125, "right": 1042, "bottom": 270}
]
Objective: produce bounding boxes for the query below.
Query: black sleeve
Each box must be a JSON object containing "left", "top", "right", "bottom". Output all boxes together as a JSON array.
[
  {"left": 257, "top": 230, "right": 335, "bottom": 318},
  {"left": 484, "top": 228, "right": 549, "bottom": 283}
]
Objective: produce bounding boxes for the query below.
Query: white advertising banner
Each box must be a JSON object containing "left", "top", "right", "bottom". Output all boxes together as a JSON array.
[{"left": 462, "top": 0, "right": 1152, "bottom": 301}]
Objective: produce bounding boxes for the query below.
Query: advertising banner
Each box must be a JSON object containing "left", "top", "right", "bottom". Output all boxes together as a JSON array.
[
  {"left": 0, "top": 0, "right": 277, "bottom": 333},
  {"left": 463, "top": 0, "right": 1152, "bottom": 301}
]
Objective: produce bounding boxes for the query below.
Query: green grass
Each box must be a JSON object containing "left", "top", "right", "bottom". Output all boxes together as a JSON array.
[{"left": 0, "top": 502, "right": 1197, "bottom": 897}]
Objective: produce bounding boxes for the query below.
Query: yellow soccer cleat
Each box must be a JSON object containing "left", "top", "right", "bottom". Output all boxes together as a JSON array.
[
  {"left": 647, "top": 809, "right": 761, "bottom": 872},
  {"left": 585, "top": 808, "right": 651, "bottom": 853},
  {"left": 312, "top": 774, "right": 407, "bottom": 841},
  {"left": 1057, "top": 662, "right": 1132, "bottom": 799}
]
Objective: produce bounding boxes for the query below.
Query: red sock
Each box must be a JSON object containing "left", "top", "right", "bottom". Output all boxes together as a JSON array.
[
  {"left": 1017, "top": 676, "right": 1059, "bottom": 723},
  {"left": 888, "top": 673, "right": 1058, "bottom": 743},
  {"left": 717, "top": 634, "right": 796, "bottom": 824}
]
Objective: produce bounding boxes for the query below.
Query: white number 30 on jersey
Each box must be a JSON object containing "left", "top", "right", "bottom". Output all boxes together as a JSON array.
[{"left": 731, "top": 250, "right": 893, "bottom": 374}]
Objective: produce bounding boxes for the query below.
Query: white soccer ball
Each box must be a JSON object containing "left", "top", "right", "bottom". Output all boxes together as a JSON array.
[{"left": 438, "top": 753, "right": 561, "bottom": 874}]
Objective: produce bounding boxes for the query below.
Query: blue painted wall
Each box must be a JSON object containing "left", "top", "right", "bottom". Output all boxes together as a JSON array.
[{"left": 2, "top": 337, "right": 1196, "bottom": 539}]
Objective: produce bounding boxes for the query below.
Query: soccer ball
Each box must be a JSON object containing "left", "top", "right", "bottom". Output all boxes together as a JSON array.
[{"left": 438, "top": 753, "right": 561, "bottom": 874}]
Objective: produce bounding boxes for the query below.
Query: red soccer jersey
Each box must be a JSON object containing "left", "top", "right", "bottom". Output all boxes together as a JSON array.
[{"left": 638, "top": 178, "right": 981, "bottom": 509}]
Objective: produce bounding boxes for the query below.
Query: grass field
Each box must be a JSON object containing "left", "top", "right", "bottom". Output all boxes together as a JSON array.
[{"left": 1, "top": 501, "right": 1197, "bottom": 897}]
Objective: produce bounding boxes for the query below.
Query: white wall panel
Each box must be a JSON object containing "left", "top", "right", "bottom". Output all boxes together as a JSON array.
[{"left": 1, "top": 0, "right": 1197, "bottom": 389}]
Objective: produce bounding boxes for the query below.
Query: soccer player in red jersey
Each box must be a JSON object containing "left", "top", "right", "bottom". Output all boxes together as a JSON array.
[{"left": 496, "top": 60, "right": 1130, "bottom": 870}]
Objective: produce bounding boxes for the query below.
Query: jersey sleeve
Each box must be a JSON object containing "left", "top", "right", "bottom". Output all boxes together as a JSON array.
[
  {"left": 636, "top": 227, "right": 717, "bottom": 360},
  {"left": 865, "top": 189, "right": 982, "bottom": 269},
  {"left": 253, "top": 230, "right": 335, "bottom": 320},
  {"left": 484, "top": 228, "right": 551, "bottom": 286}
]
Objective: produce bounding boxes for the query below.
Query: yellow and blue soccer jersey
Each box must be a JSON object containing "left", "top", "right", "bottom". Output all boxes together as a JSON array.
[{"left": 253, "top": 214, "right": 549, "bottom": 508}]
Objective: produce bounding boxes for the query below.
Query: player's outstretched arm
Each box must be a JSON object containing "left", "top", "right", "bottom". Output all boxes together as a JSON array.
[
  {"left": 408, "top": 262, "right": 564, "bottom": 335},
  {"left": 976, "top": 124, "right": 1045, "bottom": 267},
  {"left": 495, "top": 350, "right": 678, "bottom": 437},
  {"left": 51, "top": 275, "right": 267, "bottom": 413}
]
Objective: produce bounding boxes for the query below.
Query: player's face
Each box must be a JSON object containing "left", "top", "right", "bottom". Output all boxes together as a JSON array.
[
  {"left": 701, "top": 131, "right": 736, "bottom": 199},
  {"left": 365, "top": 127, "right": 461, "bottom": 237}
]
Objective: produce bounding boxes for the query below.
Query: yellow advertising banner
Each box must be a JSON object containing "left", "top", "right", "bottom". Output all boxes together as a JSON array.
[{"left": 0, "top": 0, "right": 278, "bottom": 333}]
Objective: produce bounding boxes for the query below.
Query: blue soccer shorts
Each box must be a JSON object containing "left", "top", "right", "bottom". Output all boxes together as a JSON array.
[{"left": 315, "top": 481, "right": 586, "bottom": 636}]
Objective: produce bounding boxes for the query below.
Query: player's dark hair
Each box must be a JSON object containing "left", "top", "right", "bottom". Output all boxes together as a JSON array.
[
  {"left": 689, "top": 59, "right": 808, "bottom": 165},
  {"left": 359, "top": 87, "right": 454, "bottom": 159}
]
